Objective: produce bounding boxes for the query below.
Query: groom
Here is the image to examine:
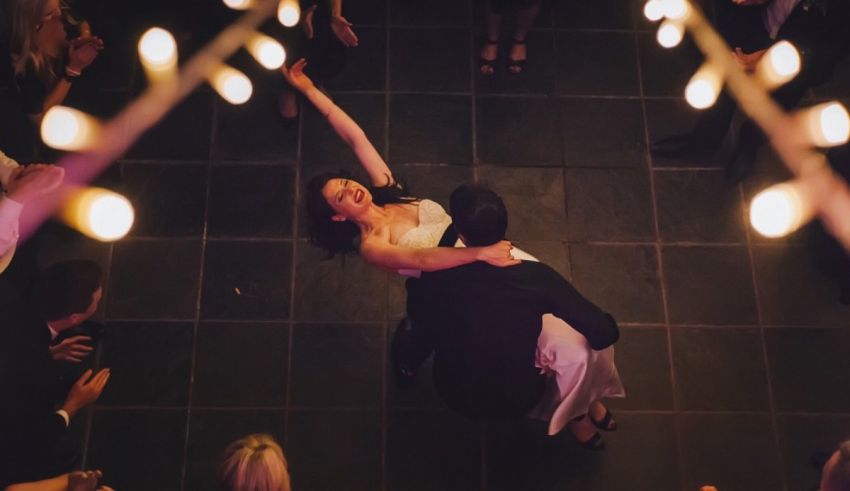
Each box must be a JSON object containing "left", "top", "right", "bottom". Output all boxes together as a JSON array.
[{"left": 393, "top": 184, "right": 621, "bottom": 442}]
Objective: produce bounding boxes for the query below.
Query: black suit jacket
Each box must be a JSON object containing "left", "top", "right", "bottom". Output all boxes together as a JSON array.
[
  {"left": 411, "top": 261, "right": 619, "bottom": 420},
  {"left": 0, "top": 279, "right": 69, "bottom": 486}
]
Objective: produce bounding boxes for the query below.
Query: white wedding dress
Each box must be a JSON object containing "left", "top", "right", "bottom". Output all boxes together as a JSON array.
[{"left": 396, "top": 199, "right": 625, "bottom": 435}]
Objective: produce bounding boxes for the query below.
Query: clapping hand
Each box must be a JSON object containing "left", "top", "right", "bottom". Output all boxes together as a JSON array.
[
  {"left": 68, "top": 36, "right": 104, "bottom": 73},
  {"left": 50, "top": 335, "right": 94, "bottom": 363},
  {"left": 281, "top": 58, "right": 315, "bottom": 93},
  {"left": 330, "top": 15, "right": 358, "bottom": 47},
  {"left": 62, "top": 368, "right": 110, "bottom": 417}
]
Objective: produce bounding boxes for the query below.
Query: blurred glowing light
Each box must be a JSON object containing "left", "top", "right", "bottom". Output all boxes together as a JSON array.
[
  {"left": 223, "top": 0, "right": 252, "bottom": 9},
  {"left": 247, "top": 34, "right": 286, "bottom": 70},
  {"left": 750, "top": 183, "right": 809, "bottom": 238},
  {"left": 661, "top": 0, "right": 690, "bottom": 20},
  {"left": 802, "top": 102, "right": 850, "bottom": 147},
  {"left": 138, "top": 27, "right": 177, "bottom": 73},
  {"left": 40, "top": 106, "right": 99, "bottom": 151},
  {"left": 644, "top": 0, "right": 665, "bottom": 21},
  {"left": 211, "top": 66, "right": 253, "bottom": 104},
  {"left": 758, "top": 40, "right": 801, "bottom": 88},
  {"left": 685, "top": 63, "right": 723, "bottom": 109},
  {"left": 657, "top": 20, "right": 684, "bottom": 48},
  {"left": 277, "top": 0, "right": 300, "bottom": 27},
  {"left": 62, "top": 188, "right": 135, "bottom": 242}
]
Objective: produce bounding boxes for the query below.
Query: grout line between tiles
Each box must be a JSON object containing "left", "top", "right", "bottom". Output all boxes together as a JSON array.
[{"left": 631, "top": 24, "right": 687, "bottom": 491}]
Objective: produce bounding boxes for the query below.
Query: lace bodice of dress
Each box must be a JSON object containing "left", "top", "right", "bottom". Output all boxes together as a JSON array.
[{"left": 396, "top": 199, "right": 453, "bottom": 249}]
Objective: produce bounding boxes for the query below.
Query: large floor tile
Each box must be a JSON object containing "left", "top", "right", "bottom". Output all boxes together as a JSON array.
[
  {"left": 212, "top": 84, "right": 299, "bottom": 163},
  {"left": 662, "top": 246, "right": 758, "bottom": 325},
  {"left": 476, "top": 96, "right": 562, "bottom": 166},
  {"left": 637, "top": 34, "right": 702, "bottom": 98},
  {"left": 776, "top": 415, "right": 850, "bottom": 491},
  {"left": 387, "top": 411, "right": 482, "bottom": 491},
  {"left": 644, "top": 99, "right": 729, "bottom": 168},
  {"left": 98, "top": 321, "right": 193, "bottom": 406},
  {"left": 390, "top": 0, "right": 471, "bottom": 26},
  {"left": 301, "top": 94, "right": 386, "bottom": 167},
  {"left": 555, "top": 32, "right": 639, "bottom": 96},
  {"left": 389, "top": 94, "right": 472, "bottom": 164},
  {"left": 293, "top": 244, "right": 388, "bottom": 322},
  {"left": 127, "top": 90, "right": 213, "bottom": 161},
  {"left": 193, "top": 322, "right": 289, "bottom": 407},
  {"left": 290, "top": 323, "right": 383, "bottom": 408},
  {"left": 569, "top": 245, "right": 664, "bottom": 324},
  {"left": 753, "top": 245, "right": 850, "bottom": 327},
  {"left": 201, "top": 241, "right": 293, "bottom": 320},
  {"left": 565, "top": 168, "right": 655, "bottom": 242},
  {"left": 390, "top": 28, "right": 471, "bottom": 92},
  {"left": 553, "top": 0, "right": 634, "bottom": 29},
  {"left": 606, "top": 327, "right": 673, "bottom": 411},
  {"left": 478, "top": 167, "right": 567, "bottom": 241},
  {"left": 107, "top": 239, "right": 202, "bottom": 319},
  {"left": 120, "top": 163, "right": 207, "bottom": 238},
  {"left": 184, "top": 409, "right": 287, "bottom": 491},
  {"left": 671, "top": 327, "right": 770, "bottom": 411},
  {"left": 766, "top": 328, "right": 850, "bottom": 412},
  {"left": 655, "top": 169, "right": 747, "bottom": 242},
  {"left": 584, "top": 413, "right": 681, "bottom": 491},
  {"left": 561, "top": 98, "right": 646, "bottom": 168},
  {"left": 286, "top": 410, "right": 382, "bottom": 491},
  {"left": 87, "top": 409, "right": 186, "bottom": 491},
  {"left": 678, "top": 413, "right": 783, "bottom": 491},
  {"left": 326, "top": 27, "right": 387, "bottom": 91},
  {"left": 207, "top": 165, "right": 295, "bottom": 238}
]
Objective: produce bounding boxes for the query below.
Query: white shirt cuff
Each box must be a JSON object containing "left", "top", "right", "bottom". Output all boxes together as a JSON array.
[{"left": 55, "top": 409, "right": 70, "bottom": 428}]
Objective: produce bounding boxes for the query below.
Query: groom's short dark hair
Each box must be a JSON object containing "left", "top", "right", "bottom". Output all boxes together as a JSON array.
[{"left": 449, "top": 183, "right": 508, "bottom": 247}]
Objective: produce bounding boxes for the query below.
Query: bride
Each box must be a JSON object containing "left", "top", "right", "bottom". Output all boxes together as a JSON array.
[{"left": 284, "top": 59, "right": 624, "bottom": 447}]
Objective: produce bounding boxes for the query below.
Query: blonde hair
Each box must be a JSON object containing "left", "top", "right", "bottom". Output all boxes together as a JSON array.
[
  {"left": 218, "top": 434, "right": 291, "bottom": 491},
  {"left": 4, "top": 0, "right": 59, "bottom": 80}
]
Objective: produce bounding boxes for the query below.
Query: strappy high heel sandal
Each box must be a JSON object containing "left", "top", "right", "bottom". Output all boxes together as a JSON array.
[
  {"left": 480, "top": 39, "right": 499, "bottom": 76},
  {"left": 507, "top": 37, "right": 528, "bottom": 74}
]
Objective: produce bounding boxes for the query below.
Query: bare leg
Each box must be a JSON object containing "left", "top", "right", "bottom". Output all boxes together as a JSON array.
[
  {"left": 508, "top": 2, "right": 541, "bottom": 73},
  {"left": 480, "top": 2, "right": 502, "bottom": 75}
]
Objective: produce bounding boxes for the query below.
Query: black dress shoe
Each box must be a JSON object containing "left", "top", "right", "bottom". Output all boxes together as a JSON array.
[{"left": 650, "top": 133, "right": 710, "bottom": 160}]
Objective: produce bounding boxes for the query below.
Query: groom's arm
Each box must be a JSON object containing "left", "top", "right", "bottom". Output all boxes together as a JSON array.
[{"left": 536, "top": 265, "right": 620, "bottom": 350}]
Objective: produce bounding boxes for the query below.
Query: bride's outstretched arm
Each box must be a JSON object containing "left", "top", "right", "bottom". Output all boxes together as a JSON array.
[
  {"left": 360, "top": 234, "right": 520, "bottom": 272},
  {"left": 282, "top": 59, "right": 393, "bottom": 187}
]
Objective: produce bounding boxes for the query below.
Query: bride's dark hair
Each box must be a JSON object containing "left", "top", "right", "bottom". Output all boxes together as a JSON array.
[{"left": 305, "top": 170, "right": 416, "bottom": 257}]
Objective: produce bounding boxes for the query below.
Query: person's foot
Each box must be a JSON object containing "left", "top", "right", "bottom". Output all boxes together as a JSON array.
[
  {"left": 568, "top": 415, "right": 605, "bottom": 450},
  {"left": 278, "top": 91, "right": 298, "bottom": 120},
  {"left": 588, "top": 401, "right": 617, "bottom": 431},
  {"left": 480, "top": 39, "right": 499, "bottom": 76},
  {"left": 507, "top": 38, "right": 527, "bottom": 74}
]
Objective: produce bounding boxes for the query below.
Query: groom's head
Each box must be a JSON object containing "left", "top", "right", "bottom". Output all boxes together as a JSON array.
[{"left": 450, "top": 184, "right": 508, "bottom": 247}]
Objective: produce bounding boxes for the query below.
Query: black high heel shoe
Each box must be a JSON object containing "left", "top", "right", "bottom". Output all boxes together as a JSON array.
[{"left": 480, "top": 39, "right": 499, "bottom": 76}]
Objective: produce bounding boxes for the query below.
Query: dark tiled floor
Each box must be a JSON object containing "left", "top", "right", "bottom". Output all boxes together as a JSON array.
[{"left": 3, "top": 0, "right": 849, "bottom": 490}]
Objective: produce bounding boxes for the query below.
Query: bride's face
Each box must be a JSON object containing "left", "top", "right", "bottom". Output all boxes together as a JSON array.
[{"left": 322, "top": 178, "right": 373, "bottom": 220}]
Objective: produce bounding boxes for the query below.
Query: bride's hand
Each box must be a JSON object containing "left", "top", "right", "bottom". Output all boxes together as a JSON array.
[
  {"left": 478, "top": 240, "right": 521, "bottom": 267},
  {"left": 281, "top": 58, "right": 315, "bottom": 93}
]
